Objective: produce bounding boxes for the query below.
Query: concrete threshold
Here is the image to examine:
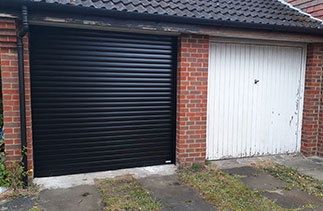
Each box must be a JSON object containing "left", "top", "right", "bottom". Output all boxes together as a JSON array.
[{"left": 34, "top": 164, "right": 176, "bottom": 190}]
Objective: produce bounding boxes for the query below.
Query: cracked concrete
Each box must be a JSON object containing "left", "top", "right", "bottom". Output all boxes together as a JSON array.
[
  {"left": 34, "top": 164, "right": 176, "bottom": 190},
  {"left": 38, "top": 185, "right": 102, "bottom": 211},
  {"left": 138, "top": 175, "right": 216, "bottom": 211}
]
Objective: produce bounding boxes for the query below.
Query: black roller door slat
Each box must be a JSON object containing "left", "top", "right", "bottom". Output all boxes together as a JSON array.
[
  {"left": 35, "top": 133, "right": 172, "bottom": 147},
  {"left": 35, "top": 118, "right": 171, "bottom": 129},
  {"left": 32, "top": 114, "right": 171, "bottom": 124},
  {"left": 32, "top": 96, "right": 172, "bottom": 102},
  {"left": 33, "top": 125, "right": 171, "bottom": 138},
  {"left": 31, "top": 71, "right": 172, "bottom": 78},
  {"left": 33, "top": 55, "right": 172, "bottom": 64},
  {"left": 32, "top": 66, "right": 172, "bottom": 73},
  {"left": 32, "top": 110, "right": 172, "bottom": 119},
  {"left": 31, "top": 76, "right": 172, "bottom": 83},
  {"left": 34, "top": 50, "right": 172, "bottom": 59},
  {"left": 39, "top": 36, "right": 172, "bottom": 45},
  {"left": 36, "top": 149, "right": 172, "bottom": 166},
  {"left": 37, "top": 40, "right": 172, "bottom": 50},
  {"left": 30, "top": 26, "right": 177, "bottom": 177},
  {"left": 33, "top": 45, "right": 172, "bottom": 54},
  {"left": 35, "top": 137, "right": 172, "bottom": 151}
]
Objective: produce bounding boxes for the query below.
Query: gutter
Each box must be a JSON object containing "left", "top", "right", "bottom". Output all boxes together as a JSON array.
[{"left": 17, "top": 5, "right": 29, "bottom": 186}]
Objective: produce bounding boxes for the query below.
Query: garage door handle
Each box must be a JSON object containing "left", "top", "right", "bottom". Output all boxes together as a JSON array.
[{"left": 254, "top": 79, "right": 260, "bottom": 84}]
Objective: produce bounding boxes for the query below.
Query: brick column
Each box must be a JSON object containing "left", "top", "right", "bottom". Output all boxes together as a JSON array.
[
  {"left": 319, "top": 80, "right": 323, "bottom": 157},
  {"left": 301, "top": 44, "right": 323, "bottom": 157},
  {"left": 0, "top": 18, "right": 33, "bottom": 176},
  {"left": 176, "top": 34, "right": 209, "bottom": 166},
  {"left": 318, "top": 45, "right": 323, "bottom": 157}
]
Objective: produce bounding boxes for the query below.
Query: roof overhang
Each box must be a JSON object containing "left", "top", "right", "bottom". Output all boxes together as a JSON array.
[{"left": 1, "top": 0, "right": 323, "bottom": 43}]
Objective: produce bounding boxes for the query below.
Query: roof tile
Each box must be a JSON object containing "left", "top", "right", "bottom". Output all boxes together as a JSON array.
[{"left": 30, "top": 0, "right": 323, "bottom": 30}]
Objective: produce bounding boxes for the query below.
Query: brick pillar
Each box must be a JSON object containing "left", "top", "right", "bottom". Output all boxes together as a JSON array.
[
  {"left": 319, "top": 77, "right": 323, "bottom": 157},
  {"left": 317, "top": 45, "right": 323, "bottom": 157},
  {"left": 0, "top": 18, "right": 33, "bottom": 176},
  {"left": 301, "top": 44, "right": 323, "bottom": 157},
  {"left": 176, "top": 34, "right": 209, "bottom": 166}
]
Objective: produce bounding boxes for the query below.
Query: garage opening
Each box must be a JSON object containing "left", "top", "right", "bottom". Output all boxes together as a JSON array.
[
  {"left": 207, "top": 42, "right": 306, "bottom": 160},
  {"left": 29, "top": 26, "right": 177, "bottom": 177}
]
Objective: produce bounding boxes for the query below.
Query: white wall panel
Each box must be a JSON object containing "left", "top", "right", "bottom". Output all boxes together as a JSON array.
[{"left": 207, "top": 42, "right": 305, "bottom": 160}]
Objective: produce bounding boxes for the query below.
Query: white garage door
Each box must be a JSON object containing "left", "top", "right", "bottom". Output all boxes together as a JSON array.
[{"left": 207, "top": 42, "right": 306, "bottom": 160}]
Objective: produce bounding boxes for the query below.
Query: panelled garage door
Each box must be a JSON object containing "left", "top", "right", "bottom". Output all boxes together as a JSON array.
[
  {"left": 30, "top": 26, "right": 177, "bottom": 177},
  {"left": 207, "top": 42, "right": 306, "bottom": 160}
]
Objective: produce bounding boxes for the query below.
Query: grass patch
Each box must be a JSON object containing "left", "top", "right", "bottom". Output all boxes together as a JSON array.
[
  {"left": 179, "top": 167, "right": 285, "bottom": 211},
  {"left": 95, "top": 175, "right": 161, "bottom": 211},
  {"left": 257, "top": 162, "right": 323, "bottom": 199}
]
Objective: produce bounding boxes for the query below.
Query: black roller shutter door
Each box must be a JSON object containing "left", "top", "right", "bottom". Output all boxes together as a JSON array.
[{"left": 29, "top": 26, "right": 177, "bottom": 177}]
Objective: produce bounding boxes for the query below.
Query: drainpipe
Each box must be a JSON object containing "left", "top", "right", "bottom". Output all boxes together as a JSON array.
[{"left": 17, "top": 5, "right": 29, "bottom": 186}]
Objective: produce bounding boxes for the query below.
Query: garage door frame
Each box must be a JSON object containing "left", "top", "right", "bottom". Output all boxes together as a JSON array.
[{"left": 206, "top": 37, "right": 307, "bottom": 160}]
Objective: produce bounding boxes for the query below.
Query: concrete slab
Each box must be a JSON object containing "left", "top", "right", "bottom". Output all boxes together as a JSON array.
[
  {"left": 38, "top": 185, "right": 102, "bottom": 211},
  {"left": 221, "top": 165, "right": 323, "bottom": 210},
  {"left": 223, "top": 166, "right": 263, "bottom": 177},
  {"left": 34, "top": 164, "right": 176, "bottom": 190},
  {"left": 0, "top": 195, "right": 37, "bottom": 211},
  {"left": 223, "top": 166, "right": 288, "bottom": 191},
  {"left": 240, "top": 174, "right": 289, "bottom": 191},
  {"left": 309, "top": 157, "right": 323, "bottom": 165},
  {"left": 262, "top": 189, "right": 323, "bottom": 210},
  {"left": 211, "top": 159, "right": 241, "bottom": 169},
  {"left": 138, "top": 175, "right": 216, "bottom": 211},
  {"left": 278, "top": 157, "right": 323, "bottom": 180},
  {"left": 211, "top": 153, "right": 323, "bottom": 181}
]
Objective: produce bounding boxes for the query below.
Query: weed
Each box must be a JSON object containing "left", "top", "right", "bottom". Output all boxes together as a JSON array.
[
  {"left": 5, "top": 161, "right": 28, "bottom": 189},
  {"left": 190, "top": 163, "right": 205, "bottom": 172},
  {"left": 205, "top": 160, "right": 212, "bottom": 166},
  {"left": 5, "top": 182, "right": 39, "bottom": 198},
  {"left": 283, "top": 186, "right": 292, "bottom": 191},
  {"left": 0, "top": 146, "right": 30, "bottom": 189},
  {"left": 0, "top": 152, "right": 8, "bottom": 187},
  {"left": 258, "top": 163, "right": 323, "bottom": 199},
  {"left": 28, "top": 201, "right": 42, "bottom": 211}
]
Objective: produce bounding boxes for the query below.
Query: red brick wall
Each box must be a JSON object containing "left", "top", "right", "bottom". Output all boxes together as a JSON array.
[
  {"left": 0, "top": 18, "right": 33, "bottom": 176},
  {"left": 286, "top": 0, "right": 323, "bottom": 20},
  {"left": 301, "top": 44, "right": 323, "bottom": 156},
  {"left": 176, "top": 34, "right": 209, "bottom": 166},
  {"left": 1, "top": 18, "right": 323, "bottom": 175}
]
